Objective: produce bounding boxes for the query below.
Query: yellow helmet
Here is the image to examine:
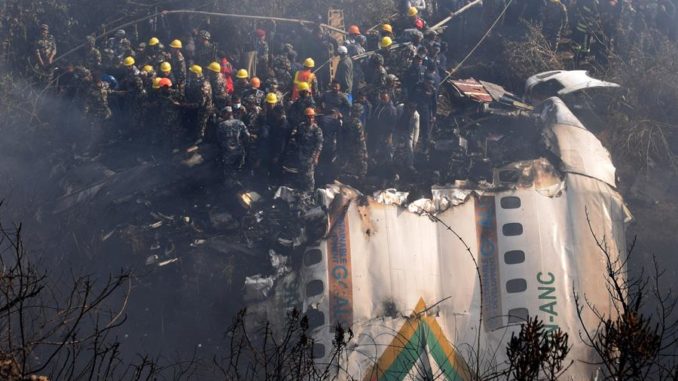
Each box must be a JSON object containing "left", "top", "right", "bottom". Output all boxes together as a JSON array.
[
  {"left": 160, "top": 62, "right": 171, "bottom": 73},
  {"left": 407, "top": 6, "right": 418, "bottom": 16},
  {"left": 189, "top": 64, "right": 203, "bottom": 75},
  {"left": 148, "top": 37, "right": 160, "bottom": 46},
  {"left": 169, "top": 39, "right": 182, "bottom": 49},
  {"left": 303, "top": 58, "right": 315, "bottom": 68},
  {"left": 152, "top": 77, "right": 162, "bottom": 89},
  {"left": 379, "top": 36, "right": 393, "bottom": 48},
  {"left": 235, "top": 69, "right": 249, "bottom": 79},
  {"left": 123, "top": 56, "right": 135, "bottom": 66},
  {"left": 142, "top": 65, "right": 154, "bottom": 73},
  {"left": 265, "top": 93, "right": 278, "bottom": 104},
  {"left": 297, "top": 82, "right": 310, "bottom": 92},
  {"left": 382, "top": 24, "right": 393, "bottom": 33},
  {"left": 207, "top": 62, "right": 221, "bottom": 73}
]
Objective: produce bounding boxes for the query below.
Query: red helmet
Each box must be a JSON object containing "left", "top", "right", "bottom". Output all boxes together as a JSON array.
[
  {"left": 158, "top": 78, "right": 173, "bottom": 88},
  {"left": 255, "top": 28, "right": 266, "bottom": 38},
  {"left": 348, "top": 25, "right": 360, "bottom": 35}
]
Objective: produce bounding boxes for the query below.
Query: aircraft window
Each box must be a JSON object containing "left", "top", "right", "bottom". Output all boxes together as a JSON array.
[
  {"left": 304, "top": 249, "right": 323, "bottom": 266},
  {"left": 312, "top": 343, "right": 326, "bottom": 358},
  {"left": 498, "top": 170, "right": 520, "bottom": 183},
  {"left": 502, "top": 223, "right": 523, "bottom": 236},
  {"left": 500, "top": 196, "right": 521, "bottom": 209},
  {"left": 506, "top": 279, "right": 527, "bottom": 293},
  {"left": 508, "top": 308, "right": 529, "bottom": 323},
  {"left": 504, "top": 250, "right": 525, "bottom": 264},
  {"left": 306, "top": 280, "right": 324, "bottom": 297},
  {"left": 306, "top": 308, "right": 325, "bottom": 330}
]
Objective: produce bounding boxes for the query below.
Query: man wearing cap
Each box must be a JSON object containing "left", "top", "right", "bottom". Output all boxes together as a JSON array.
[
  {"left": 169, "top": 39, "right": 187, "bottom": 92},
  {"left": 335, "top": 46, "right": 354, "bottom": 96},
  {"left": 184, "top": 65, "right": 214, "bottom": 141},
  {"left": 243, "top": 77, "right": 265, "bottom": 106},
  {"left": 216, "top": 106, "right": 251, "bottom": 186}
]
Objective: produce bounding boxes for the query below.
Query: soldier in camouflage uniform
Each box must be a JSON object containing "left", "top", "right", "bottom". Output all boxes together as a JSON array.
[
  {"left": 338, "top": 103, "right": 368, "bottom": 183},
  {"left": 84, "top": 35, "right": 102, "bottom": 73},
  {"left": 157, "top": 79, "right": 184, "bottom": 151},
  {"left": 282, "top": 107, "right": 323, "bottom": 192},
  {"left": 81, "top": 68, "right": 112, "bottom": 155},
  {"left": 169, "top": 40, "right": 187, "bottom": 92},
  {"left": 216, "top": 106, "right": 251, "bottom": 187},
  {"left": 34, "top": 24, "right": 56, "bottom": 81},
  {"left": 207, "top": 62, "right": 228, "bottom": 110},
  {"left": 195, "top": 30, "right": 216, "bottom": 66},
  {"left": 271, "top": 48, "right": 293, "bottom": 93},
  {"left": 184, "top": 65, "right": 214, "bottom": 142}
]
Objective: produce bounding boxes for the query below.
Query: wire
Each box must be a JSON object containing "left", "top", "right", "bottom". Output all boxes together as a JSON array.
[{"left": 440, "top": 0, "right": 515, "bottom": 84}]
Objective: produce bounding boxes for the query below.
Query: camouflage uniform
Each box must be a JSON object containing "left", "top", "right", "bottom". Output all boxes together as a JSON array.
[
  {"left": 283, "top": 121, "right": 323, "bottom": 192},
  {"left": 34, "top": 30, "right": 56, "bottom": 79},
  {"left": 208, "top": 71, "right": 228, "bottom": 110},
  {"left": 338, "top": 114, "right": 368, "bottom": 181},
  {"left": 84, "top": 81, "right": 112, "bottom": 121},
  {"left": 217, "top": 117, "right": 251, "bottom": 180},
  {"left": 271, "top": 54, "right": 293, "bottom": 92},
  {"left": 170, "top": 50, "right": 187, "bottom": 90},
  {"left": 185, "top": 76, "right": 214, "bottom": 140},
  {"left": 158, "top": 89, "right": 184, "bottom": 150},
  {"left": 84, "top": 37, "right": 102, "bottom": 72}
]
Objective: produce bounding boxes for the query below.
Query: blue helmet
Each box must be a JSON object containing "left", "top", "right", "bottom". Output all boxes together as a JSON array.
[{"left": 101, "top": 74, "right": 118, "bottom": 89}]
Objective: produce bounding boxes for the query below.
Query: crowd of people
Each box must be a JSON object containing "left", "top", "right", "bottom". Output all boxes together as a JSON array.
[{"left": 27, "top": 0, "right": 678, "bottom": 193}]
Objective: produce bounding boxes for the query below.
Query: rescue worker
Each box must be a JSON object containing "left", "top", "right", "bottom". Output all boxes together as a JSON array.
[
  {"left": 573, "top": 0, "right": 601, "bottom": 61},
  {"left": 34, "top": 24, "right": 56, "bottom": 75},
  {"left": 291, "top": 58, "right": 318, "bottom": 101},
  {"left": 393, "top": 101, "right": 419, "bottom": 178},
  {"left": 106, "top": 30, "right": 130, "bottom": 61},
  {"left": 207, "top": 62, "right": 228, "bottom": 109},
  {"left": 282, "top": 107, "right": 323, "bottom": 192},
  {"left": 144, "top": 37, "right": 169, "bottom": 66},
  {"left": 219, "top": 53, "right": 235, "bottom": 94},
  {"left": 243, "top": 77, "right": 265, "bottom": 106},
  {"left": 271, "top": 49, "right": 293, "bottom": 93},
  {"left": 317, "top": 108, "right": 342, "bottom": 183},
  {"left": 158, "top": 62, "right": 175, "bottom": 85},
  {"left": 82, "top": 69, "right": 112, "bottom": 155},
  {"left": 169, "top": 39, "right": 187, "bottom": 91},
  {"left": 338, "top": 102, "right": 368, "bottom": 183},
  {"left": 233, "top": 69, "right": 250, "bottom": 98},
  {"left": 249, "top": 93, "right": 279, "bottom": 179},
  {"left": 288, "top": 82, "right": 316, "bottom": 127},
  {"left": 84, "top": 35, "right": 102, "bottom": 73},
  {"left": 335, "top": 45, "right": 354, "bottom": 96},
  {"left": 368, "top": 90, "right": 398, "bottom": 165},
  {"left": 411, "top": 78, "right": 437, "bottom": 154},
  {"left": 216, "top": 106, "right": 251, "bottom": 186},
  {"left": 157, "top": 78, "right": 183, "bottom": 150},
  {"left": 184, "top": 65, "right": 214, "bottom": 141},
  {"left": 268, "top": 104, "right": 292, "bottom": 181},
  {"left": 320, "top": 80, "right": 351, "bottom": 117},
  {"left": 254, "top": 28, "right": 269, "bottom": 75},
  {"left": 195, "top": 30, "right": 216, "bottom": 65}
]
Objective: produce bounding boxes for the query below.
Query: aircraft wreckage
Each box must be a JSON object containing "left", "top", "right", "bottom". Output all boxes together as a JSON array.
[{"left": 49, "top": 71, "right": 628, "bottom": 379}]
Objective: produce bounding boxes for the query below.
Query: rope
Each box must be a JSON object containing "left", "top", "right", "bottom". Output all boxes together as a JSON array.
[
  {"left": 54, "top": 10, "right": 346, "bottom": 64},
  {"left": 440, "top": 0, "right": 514, "bottom": 84}
]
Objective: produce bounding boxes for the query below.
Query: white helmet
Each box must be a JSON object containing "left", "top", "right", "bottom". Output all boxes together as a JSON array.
[{"left": 337, "top": 45, "right": 348, "bottom": 55}]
